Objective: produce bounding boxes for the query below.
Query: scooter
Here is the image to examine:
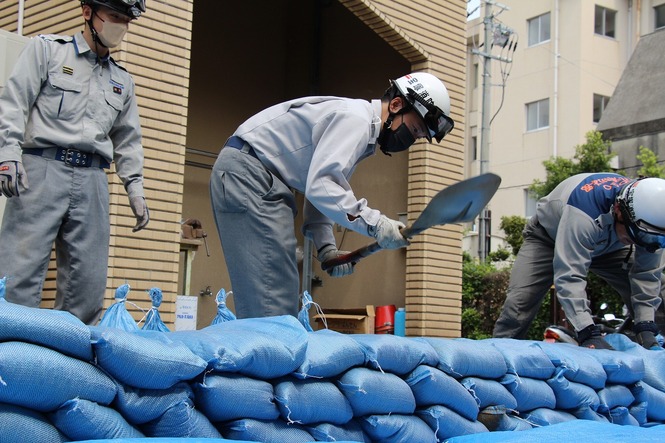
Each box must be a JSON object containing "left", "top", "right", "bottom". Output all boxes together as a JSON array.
[{"left": 543, "top": 303, "right": 629, "bottom": 344}]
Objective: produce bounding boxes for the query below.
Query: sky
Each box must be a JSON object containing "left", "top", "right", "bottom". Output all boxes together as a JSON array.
[{"left": 467, "top": 0, "right": 481, "bottom": 20}]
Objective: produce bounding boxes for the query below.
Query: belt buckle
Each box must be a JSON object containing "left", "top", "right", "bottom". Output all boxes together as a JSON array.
[{"left": 64, "top": 148, "right": 90, "bottom": 167}]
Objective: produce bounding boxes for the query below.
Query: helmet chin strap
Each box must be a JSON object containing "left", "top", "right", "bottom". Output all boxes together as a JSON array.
[{"left": 86, "top": 12, "right": 110, "bottom": 59}]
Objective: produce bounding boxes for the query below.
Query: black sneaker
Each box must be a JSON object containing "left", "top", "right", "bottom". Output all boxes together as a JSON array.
[
  {"left": 634, "top": 321, "right": 662, "bottom": 350},
  {"left": 577, "top": 324, "right": 615, "bottom": 350}
]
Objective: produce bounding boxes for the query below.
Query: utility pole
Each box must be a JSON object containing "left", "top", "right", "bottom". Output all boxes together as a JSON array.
[{"left": 472, "top": 0, "right": 514, "bottom": 261}]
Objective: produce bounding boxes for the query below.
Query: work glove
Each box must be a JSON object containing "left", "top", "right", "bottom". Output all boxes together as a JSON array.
[
  {"left": 368, "top": 215, "right": 410, "bottom": 250},
  {"left": 0, "top": 161, "right": 29, "bottom": 197},
  {"left": 317, "top": 244, "right": 354, "bottom": 277},
  {"left": 129, "top": 196, "right": 150, "bottom": 232}
]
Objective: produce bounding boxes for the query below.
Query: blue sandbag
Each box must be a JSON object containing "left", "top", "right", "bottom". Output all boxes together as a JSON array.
[
  {"left": 305, "top": 420, "right": 371, "bottom": 443},
  {"left": 49, "top": 398, "right": 144, "bottom": 440},
  {"left": 416, "top": 405, "right": 489, "bottom": 441},
  {"left": 192, "top": 373, "right": 279, "bottom": 423},
  {"left": 535, "top": 342, "right": 607, "bottom": 389},
  {"left": 221, "top": 418, "right": 314, "bottom": 442},
  {"left": 92, "top": 328, "right": 207, "bottom": 390},
  {"left": 607, "top": 406, "right": 640, "bottom": 426},
  {"left": 460, "top": 377, "right": 518, "bottom": 410},
  {"left": 478, "top": 405, "right": 533, "bottom": 432},
  {"left": 583, "top": 345, "right": 644, "bottom": 384},
  {"left": 114, "top": 382, "right": 195, "bottom": 425},
  {"left": 605, "top": 333, "right": 665, "bottom": 391},
  {"left": 499, "top": 374, "right": 556, "bottom": 412},
  {"left": 422, "top": 337, "right": 508, "bottom": 379},
  {"left": 638, "top": 382, "right": 665, "bottom": 421},
  {"left": 521, "top": 408, "right": 577, "bottom": 426},
  {"left": 274, "top": 377, "right": 353, "bottom": 425},
  {"left": 0, "top": 341, "right": 116, "bottom": 412},
  {"left": 361, "top": 414, "right": 437, "bottom": 443},
  {"left": 0, "top": 403, "right": 67, "bottom": 443},
  {"left": 630, "top": 401, "right": 648, "bottom": 426},
  {"left": 0, "top": 280, "right": 93, "bottom": 361},
  {"left": 337, "top": 367, "right": 416, "bottom": 417},
  {"left": 596, "top": 384, "right": 634, "bottom": 413},
  {"left": 350, "top": 334, "right": 439, "bottom": 375},
  {"left": 98, "top": 284, "right": 140, "bottom": 331},
  {"left": 210, "top": 288, "right": 237, "bottom": 324},
  {"left": 404, "top": 365, "right": 479, "bottom": 421},
  {"left": 168, "top": 315, "right": 308, "bottom": 379},
  {"left": 546, "top": 367, "right": 600, "bottom": 410},
  {"left": 293, "top": 329, "right": 366, "bottom": 379},
  {"left": 487, "top": 338, "right": 555, "bottom": 379},
  {"left": 142, "top": 288, "right": 170, "bottom": 332},
  {"left": 444, "top": 420, "right": 665, "bottom": 443},
  {"left": 569, "top": 404, "right": 610, "bottom": 422},
  {"left": 140, "top": 401, "right": 222, "bottom": 438}
]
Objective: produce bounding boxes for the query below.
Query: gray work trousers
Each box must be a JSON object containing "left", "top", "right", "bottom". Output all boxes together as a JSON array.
[
  {"left": 0, "top": 154, "right": 110, "bottom": 325},
  {"left": 493, "top": 216, "right": 661, "bottom": 338},
  {"left": 210, "top": 147, "right": 299, "bottom": 319}
]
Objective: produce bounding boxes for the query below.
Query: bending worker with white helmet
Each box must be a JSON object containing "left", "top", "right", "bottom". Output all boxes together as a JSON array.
[
  {"left": 210, "top": 72, "right": 454, "bottom": 319},
  {"left": 494, "top": 173, "right": 665, "bottom": 350},
  {"left": 0, "top": 0, "right": 149, "bottom": 324}
]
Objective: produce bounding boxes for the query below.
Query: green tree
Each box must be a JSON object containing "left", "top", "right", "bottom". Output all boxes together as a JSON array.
[
  {"left": 636, "top": 146, "right": 665, "bottom": 178},
  {"left": 499, "top": 215, "right": 527, "bottom": 256},
  {"left": 529, "top": 130, "right": 616, "bottom": 199}
]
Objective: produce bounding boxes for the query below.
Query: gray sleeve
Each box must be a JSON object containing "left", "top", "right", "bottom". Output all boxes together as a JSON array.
[
  {"left": 0, "top": 36, "right": 49, "bottom": 162},
  {"left": 110, "top": 75, "right": 144, "bottom": 198},
  {"left": 552, "top": 205, "right": 597, "bottom": 300}
]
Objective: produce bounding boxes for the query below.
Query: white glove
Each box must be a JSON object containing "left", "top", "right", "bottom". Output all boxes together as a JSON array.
[
  {"left": 0, "top": 161, "right": 29, "bottom": 197},
  {"left": 129, "top": 196, "right": 150, "bottom": 232},
  {"left": 368, "top": 215, "right": 410, "bottom": 249},
  {"left": 317, "top": 244, "right": 354, "bottom": 277}
]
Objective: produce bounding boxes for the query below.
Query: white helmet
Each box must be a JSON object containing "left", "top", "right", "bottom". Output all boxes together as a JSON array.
[
  {"left": 392, "top": 72, "right": 454, "bottom": 143},
  {"left": 617, "top": 177, "right": 665, "bottom": 252}
]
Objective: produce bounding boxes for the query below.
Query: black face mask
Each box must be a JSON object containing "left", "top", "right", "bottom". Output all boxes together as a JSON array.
[{"left": 378, "top": 115, "right": 416, "bottom": 155}]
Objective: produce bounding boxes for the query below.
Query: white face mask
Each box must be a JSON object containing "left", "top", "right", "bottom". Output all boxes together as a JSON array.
[{"left": 97, "top": 20, "right": 128, "bottom": 48}]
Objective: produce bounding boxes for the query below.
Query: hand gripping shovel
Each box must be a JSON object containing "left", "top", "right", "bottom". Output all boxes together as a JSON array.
[{"left": 321, "top": 172, "right": 502, "bottom": 271}]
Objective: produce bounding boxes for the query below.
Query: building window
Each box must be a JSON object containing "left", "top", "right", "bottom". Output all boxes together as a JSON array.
[
  {"left": 472, "top": 63, "right": 479, "bottom": 89},
  {"left": 524, "top": 189, "right": 537, "bottom": 218},
  {"left": 593, "top": 94, "right": 610, "bottom": 123},
  {"left": 528, "top": 12, "right": 551, "bottom": 46},
  {"left": 471, "top": 136, "right": 478, "bottom": 161},
  {"left": 526, "top": 99, "right": 550, "bottom": 131},
  {"left": 656, "top": 4, "right": 665, "bottom": 30},
  {"left": 595, "top": 5, "right": 616, "bottom": 38}
]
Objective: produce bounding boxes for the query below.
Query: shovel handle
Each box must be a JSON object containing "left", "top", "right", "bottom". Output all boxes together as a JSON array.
[
  {"left": 320, "top": 227, "right": 416, "bottom": 271},
  {"left": 320, "top": 241, "right": 383, "bottom": 271}
]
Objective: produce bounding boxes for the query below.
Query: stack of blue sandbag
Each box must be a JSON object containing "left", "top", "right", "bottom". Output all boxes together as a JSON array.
[{"left": 1, "top": 282, "right": 665, "bottom": 443}]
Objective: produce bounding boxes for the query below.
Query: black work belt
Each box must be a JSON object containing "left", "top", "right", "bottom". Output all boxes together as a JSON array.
[
  {"left": 24, "top": 147, "right": 110, "bottom": 169},
  {"left": 224, "top": 136, "right": 259, "bottom": 159}
]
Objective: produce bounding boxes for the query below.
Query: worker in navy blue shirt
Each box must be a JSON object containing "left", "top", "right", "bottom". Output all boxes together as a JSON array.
[{"left": 494, "top": 173, "right": 665, "bottom": 350}]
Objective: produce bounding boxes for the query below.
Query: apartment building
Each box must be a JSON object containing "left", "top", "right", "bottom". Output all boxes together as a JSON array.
[{"left": 465, "top": 0, "right": 665, "bottom": 255}]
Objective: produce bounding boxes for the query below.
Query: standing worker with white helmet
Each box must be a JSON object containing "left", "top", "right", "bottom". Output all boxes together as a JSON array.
[
  {"left": 0, "top": 0, "right": 149, "bottom": 324},
  {"left": 210, "top": 72, "right": 454, "bottom": 318},
  {"left": 493, "top": 173, "right": 665, "bottom": 350}
]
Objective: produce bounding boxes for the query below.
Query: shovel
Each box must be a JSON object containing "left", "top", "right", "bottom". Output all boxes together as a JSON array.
[{"left": 321, "top": 172, "right": 502, "bottom": 271}]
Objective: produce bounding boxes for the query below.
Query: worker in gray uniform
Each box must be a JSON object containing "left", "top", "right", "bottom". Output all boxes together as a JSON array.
[
  {"left": 0, "top": 0, "right": 149, "bottom": 325},
  {"left": 493, "top": 173, "right": 665, "bottom": 350},
  {"left": 210, "top": 72, "right": 455, "bottom": 318}
]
